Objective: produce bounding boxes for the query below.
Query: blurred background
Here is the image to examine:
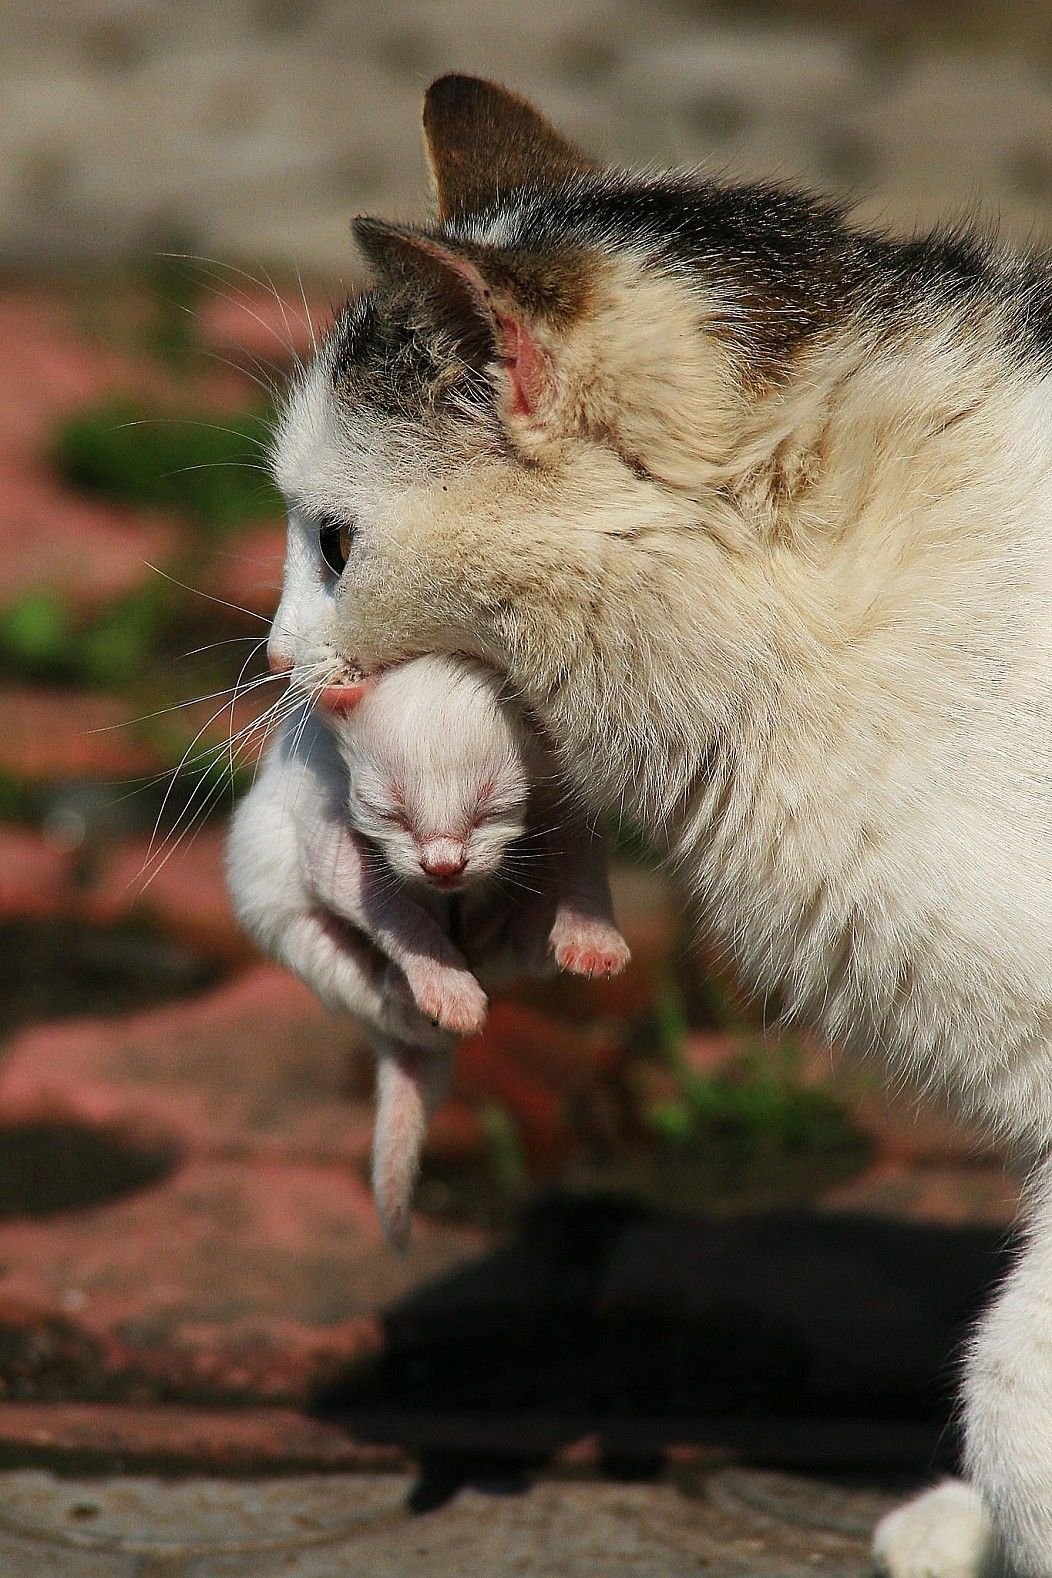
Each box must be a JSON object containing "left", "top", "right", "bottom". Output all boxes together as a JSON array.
[{"left": 0, "top": 0, "right": 1040, "bottom": 1503}]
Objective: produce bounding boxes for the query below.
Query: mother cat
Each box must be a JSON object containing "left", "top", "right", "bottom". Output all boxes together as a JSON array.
[{"left": 258, "top": 76, "right": 1052, "bottom": 1576}]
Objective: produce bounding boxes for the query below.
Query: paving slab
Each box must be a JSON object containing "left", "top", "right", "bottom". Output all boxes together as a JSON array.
[{"left": 0, "top": 1464, "right": 895, "bottom": 1576}]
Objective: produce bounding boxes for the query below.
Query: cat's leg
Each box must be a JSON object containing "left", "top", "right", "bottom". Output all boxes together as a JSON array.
[
  {"left": 545, "top": 812, "right": 631, "bottom": 978},
  {"left": 304, "top": 820, "right": 488, "bottom": 1036},
  {"left": 370, "top": 1034, "right": 454, "bottom": 1246},
  {"left": 871, "top": 1480, "right": 1008, "bottom": 1577},
  {"left": 962, "top": 1160, "right": 1052, "bottom": 1577},
  {"left": 277, "top": 908, "right": 446, "bottom": 1049}
]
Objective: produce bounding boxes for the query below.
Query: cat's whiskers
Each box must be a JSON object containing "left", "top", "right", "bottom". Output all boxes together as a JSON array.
[
  {"left": 143, "top": 562, "right": 272, "bottom": 626},
  {"left": 142, "top": 669, "right": 295, "bottom": 861},
  {"left": 93, "top": 663, "right": 276, "bottom": 736},
  {"left": 176, "top": 635, "right": 274, "bottom": 662},
  {"left": 159, "top": 253, "right": 311, "bottom": 370},
  {"left": 138, "top": 680, "right": 308, "bottom": 889}
]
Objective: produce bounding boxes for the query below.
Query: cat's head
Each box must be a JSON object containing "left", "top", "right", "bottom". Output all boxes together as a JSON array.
[
  {"left": 332, "top": 654, "right": 531, "bottom": 891},
  {"left": 267, "top": 76, "right": 847, "bottom": 698}
]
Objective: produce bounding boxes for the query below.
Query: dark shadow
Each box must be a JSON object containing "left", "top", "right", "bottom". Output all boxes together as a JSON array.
[
  {"left": 0, "top": 918, "right": 220, "bottom": 1040},
  {"left": 0, "top": 1121, "right": 175, "bottom": 1218},
  {"left": 312, "top": 1193, "right": 1012, "bottom": 1504}
]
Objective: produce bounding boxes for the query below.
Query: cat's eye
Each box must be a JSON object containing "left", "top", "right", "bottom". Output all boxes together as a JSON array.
[{"left": 318, "top": 514, "right": 355, "bottom": 577}]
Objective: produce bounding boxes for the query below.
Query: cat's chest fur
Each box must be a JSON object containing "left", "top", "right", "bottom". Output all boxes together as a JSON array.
[{"left": 664, "top": 379, "right": 1052, "bottom": 1142}]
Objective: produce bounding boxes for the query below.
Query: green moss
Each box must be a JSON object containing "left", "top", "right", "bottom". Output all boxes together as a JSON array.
[
  {"left": 648, "top": 1034, "right": 863, "bottom": 1158},
  {"left": 0, "top": 585, "right": 174, "bottom": 688},
  {"left": 0, "top": 594, "right": 74, "bottom": 674},
  {"left": 52, "top": 399, "right": 282, "bottom": 536}
]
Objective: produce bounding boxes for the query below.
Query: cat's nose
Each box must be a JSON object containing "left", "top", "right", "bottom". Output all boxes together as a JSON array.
[
  {"left": 267, "top": 646, "right": 293, "bottom": 675},
  {"left": 419, "top": 839, "right": 468, "bottom": 882}
]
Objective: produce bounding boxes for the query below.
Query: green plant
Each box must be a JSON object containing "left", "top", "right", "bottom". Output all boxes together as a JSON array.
[
  {"left": 647, "top": 1035, "right": 860, "bottom": 1156},
  {"left": 53, "top": 400, "right": 282, "bottom": 536}
]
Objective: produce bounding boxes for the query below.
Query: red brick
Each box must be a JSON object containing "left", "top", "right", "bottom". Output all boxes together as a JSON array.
[
  {"left": 0, "top": 686, "right": 161, "bottom": 781},
  {"left": 683, "top": 1032, "right": 742, "bottom": 1078},
  {"left": 0, "top": 1157, "right": 477, "bottom": 1403},
  {"left": 0, "top": 466, "right": 182, "bottom": 617},
  {"left": 424, "top": 1099, "right": 488, "bottom": 1165},
  {"left": 207, "top": 520, "right": 287, "bottom": 619},
  {"left": 820, "top": 1160, "right": 1019, "bottom": 1227},
  {"left": 0, "top": 1400, "right": 401, "bottom": 1471},
  {"left": 0, "top": 291, "right": 176, "bottom": 459},
  {"left": 0, "top": 828, "right": 77, "bottom": 920},
  {"left": 0, "top": 965, "right": 368, "bottom": 1161},
  {"left": 85, "top": 827, "right": 251, "bottom": 962}
]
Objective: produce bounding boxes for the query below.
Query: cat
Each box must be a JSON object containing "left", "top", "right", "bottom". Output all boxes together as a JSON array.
[
  {"left": 227, "top": 651, "right": 629, "bottom": 1243},
  {"left": 250, "top": 73, "right": 1052, "bottom": 1576}
]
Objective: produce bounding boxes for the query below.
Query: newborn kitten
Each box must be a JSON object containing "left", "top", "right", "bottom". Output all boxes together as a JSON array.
[
  {"left": 262, "top": 76, "right": 1052, "bottom": 1576},
  {"left": 329, "top": 652, "right": 629, "bottom": 1244},
  {"left": 330, "top": 654, "right": 630, "bottom": 987},
  {"left": 228, "top": 652, "right": 629, "bottom": 1244}
]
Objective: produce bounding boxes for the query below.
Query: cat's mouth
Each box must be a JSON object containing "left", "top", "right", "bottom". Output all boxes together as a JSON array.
[
  {"left": 315, "top": 662, "right": 377, "bottom": 714},
  {"left": 317, "top": 681, "right": 372, "bottom": 713}
]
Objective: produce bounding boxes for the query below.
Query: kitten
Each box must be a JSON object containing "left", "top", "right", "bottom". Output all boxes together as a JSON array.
[
  {"left": 228, "top": 652, "right": 629, "bottom": 1243},
  {"left": 260, "top": 75, "right": 1052, "bottom": 1576},
  {"left": 328, "top": 653, "right": 630, "bottom": 985}
]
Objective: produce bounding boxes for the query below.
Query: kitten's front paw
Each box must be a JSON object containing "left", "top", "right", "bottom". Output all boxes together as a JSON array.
[
  {"left": 405, "top": 961, "right": 488, "bottom": 1037},
  {"left": 550, "top": 914, "right": 631, "bottom": 979},
  {"left": 872, "top": 1481, "right": 1006, "bottom": 1578}
]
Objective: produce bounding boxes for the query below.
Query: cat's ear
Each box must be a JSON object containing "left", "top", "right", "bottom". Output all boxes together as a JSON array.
[
  {"left": 353, "top": 217, "right": 560, "bottom": 424},
  {"left": 421, "top": 74, "right": 597, "bottom": 220}
]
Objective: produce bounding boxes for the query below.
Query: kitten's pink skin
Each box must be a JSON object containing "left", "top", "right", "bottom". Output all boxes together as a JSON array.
[{"left": 551, "top": 917, "right": 632, "bottom": 978}]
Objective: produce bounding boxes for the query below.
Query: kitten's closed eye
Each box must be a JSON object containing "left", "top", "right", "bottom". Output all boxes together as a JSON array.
[{"left": 318, "top": 513, "right": 356, "bottom": 577}]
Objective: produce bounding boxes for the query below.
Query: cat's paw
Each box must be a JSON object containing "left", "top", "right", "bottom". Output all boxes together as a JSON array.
[
  {"left": 405, "top": 961, "right": 488, "bottom": 1037},
  {"left": 550, "top": 914, "right": 631, "bottom": 978},
  {"left": 872, "top": 1481, "right": 1006, "bottom": 1578}
]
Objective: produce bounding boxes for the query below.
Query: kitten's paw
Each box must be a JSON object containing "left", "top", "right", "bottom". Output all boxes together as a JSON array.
[
  {"left": 872, "top": 1481, "right": 1007, "bottom": 1578},
  {"left": 551, "top": 915, "right": 631, "bottom": 978},
  {"left": 406, "top": 962, "right": 488, "bottom": 1037}
]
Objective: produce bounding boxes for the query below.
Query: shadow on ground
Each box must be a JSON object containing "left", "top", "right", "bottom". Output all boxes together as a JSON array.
[{"left": 314, "top": 1194, "right": 1012, "bottom": 1505}]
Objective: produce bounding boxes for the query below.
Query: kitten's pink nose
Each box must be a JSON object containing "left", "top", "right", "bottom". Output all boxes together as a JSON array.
[
  {"left": 267, "top": 647, "right": 293, "bottom": 675},
  {"left": 419, "top": 839, "right": 468, "bottom": 883}
]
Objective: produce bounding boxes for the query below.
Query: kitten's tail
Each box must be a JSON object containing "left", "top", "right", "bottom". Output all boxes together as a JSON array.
[{"left": 371, "top": 1037, "right": 453, "bottom": 1248}]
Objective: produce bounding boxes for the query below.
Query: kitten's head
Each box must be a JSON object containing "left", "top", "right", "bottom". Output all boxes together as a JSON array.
[{"left": 333, "top": 654, "right": 531, "bottom": 891}]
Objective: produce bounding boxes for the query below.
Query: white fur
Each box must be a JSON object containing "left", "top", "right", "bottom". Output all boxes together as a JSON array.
[
  {"left": 872, "top": 1481, "right": 1007, "bottom": 1578},
  {"left": 255, "top": 83, "right": 1052, "bottom": 1567},
  {"left": 273, "top": 268, "right": 1052, "bottom": 1578},
  {"left": 331, "top": 654, "right": 533, "bottom": 890}
]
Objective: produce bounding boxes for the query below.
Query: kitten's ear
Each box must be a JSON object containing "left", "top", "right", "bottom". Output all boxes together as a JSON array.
[
  {"left": 422, "top": 74, "right": 597, "bottom": 220},
  {"left": 353, "top": 217, "right": 554, "bottom": 422}
]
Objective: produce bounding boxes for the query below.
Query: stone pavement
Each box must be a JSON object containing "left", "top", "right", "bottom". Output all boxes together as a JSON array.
[{"left": 0, "top": 1462, "right": 896, "bottom": 1576}]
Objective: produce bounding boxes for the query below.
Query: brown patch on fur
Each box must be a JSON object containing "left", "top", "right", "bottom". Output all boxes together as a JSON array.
[
  {"left": 456, "top": 244, "right": 596, "bottom": 328},
  {"left": 423, "top": 74, "right": 599, "bottom": 220}
]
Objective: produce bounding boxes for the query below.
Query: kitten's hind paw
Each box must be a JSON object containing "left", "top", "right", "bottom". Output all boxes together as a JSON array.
[
  {"left": 551, "top": 915, "right": 631, "bottom": 979},
  {"left": 405, "top": 961, "right": 488, "bottom": 1037},
  {"left": 872, "top": 1481, "right": 1007, "bottom": 1578}
]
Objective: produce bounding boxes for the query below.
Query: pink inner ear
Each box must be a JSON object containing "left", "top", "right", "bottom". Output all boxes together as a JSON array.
[
  {"left": 431, "top": 248, "right": 546, "bottom": 420},
  {"left": 496, "top": 313, "right": 546, "bottom": 418}
]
